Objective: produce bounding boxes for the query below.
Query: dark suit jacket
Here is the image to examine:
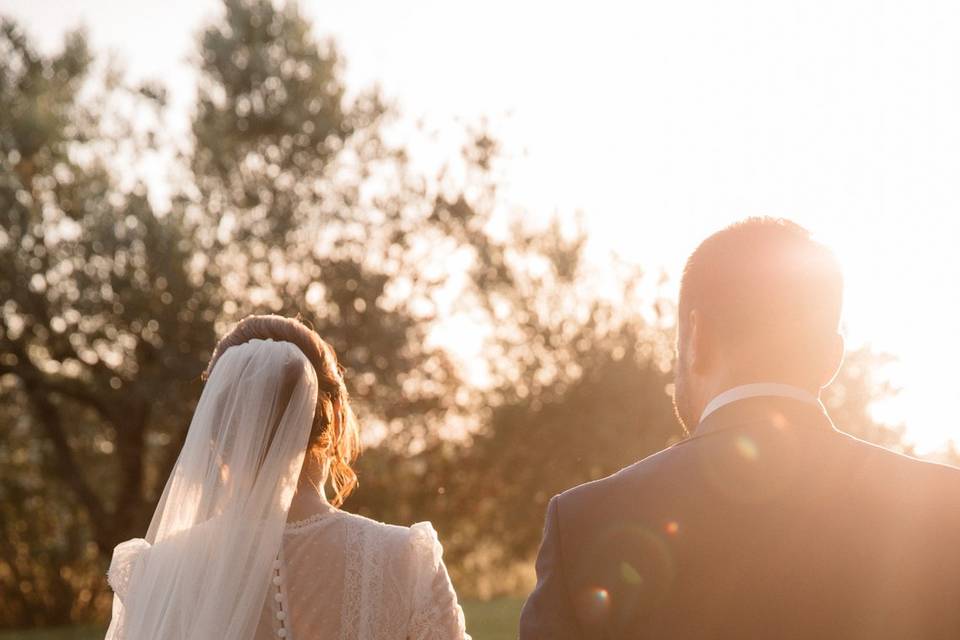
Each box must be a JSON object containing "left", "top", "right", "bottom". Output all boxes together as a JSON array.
[{"left": 519, "top": 396, "right": 960, "bottom": 639}]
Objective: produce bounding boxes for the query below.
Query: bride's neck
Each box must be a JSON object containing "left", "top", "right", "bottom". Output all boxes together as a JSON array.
[{"left": 287, "top": 458, "right": 335, "bottom": 522}]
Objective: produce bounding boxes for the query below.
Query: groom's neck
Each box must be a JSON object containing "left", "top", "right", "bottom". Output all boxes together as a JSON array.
[{"left": 700, "top": 372, "right": 821, "bottom": 409}]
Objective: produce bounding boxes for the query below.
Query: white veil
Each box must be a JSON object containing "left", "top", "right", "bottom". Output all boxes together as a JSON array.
[{"left": 105, "top": 338, "right": 319, "bottom": 640}]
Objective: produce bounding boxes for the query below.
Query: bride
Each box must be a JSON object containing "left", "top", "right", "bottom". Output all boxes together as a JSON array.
[{"left": 105, "top": 315, "right": 470, "bottom": 639}]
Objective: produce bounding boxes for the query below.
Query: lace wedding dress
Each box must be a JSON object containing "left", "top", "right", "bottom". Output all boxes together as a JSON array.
[
  {"left": 108, "top": 507, "right": 469, "bottom": 639},
  {"left": 262, "top": 510, "right": 466, "bottom": 639},
  {"left": 103, "top": 338, "right": 469, "bottom": 640}
]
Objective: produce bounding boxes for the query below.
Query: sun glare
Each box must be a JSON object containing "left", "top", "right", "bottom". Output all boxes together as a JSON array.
[
  {"left": 824, "top": 223, "right": 960, "bottom": 453},
  {"left": 7, "top": 0, "right": 960, "bottom": 452}
]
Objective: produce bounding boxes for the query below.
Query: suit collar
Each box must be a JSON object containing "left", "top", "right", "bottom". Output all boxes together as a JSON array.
[
  {"left": 700, "top": 383, "right": 820, "bottom": 423},
  {"left": 693, "top": 395, "right": 837, "bottom": 439}
]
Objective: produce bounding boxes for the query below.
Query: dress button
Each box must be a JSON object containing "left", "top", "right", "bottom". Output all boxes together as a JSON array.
[
  {"left": 272, "top": 576, "right": 282, "bottom": 586},
  {"left": 277, "top": 629, "right": 287, "bottom": 638},
  {"left": 276, "top": 611, "right": 286, "bottom": 620},
  {"left": 274, "top": 593, "right": 283, "bottom": 602}
]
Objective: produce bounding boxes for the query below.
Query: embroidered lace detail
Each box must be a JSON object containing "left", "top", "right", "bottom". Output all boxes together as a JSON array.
[
  {"left": 284, "top": 509, "right": 337, "bottom": 534},
  {"left": 339, "top": 518, "right": 367, "bottom": 640},
  {"left": 406, "top": 523, "right": 469, "bottom": 640},
  {"left": 359, "top": 521, "right": 388, "bottom": 639}
]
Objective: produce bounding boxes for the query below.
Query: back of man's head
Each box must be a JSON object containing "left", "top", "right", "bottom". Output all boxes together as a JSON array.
[{"left": 679, "top": 217, "right": 844, "bottom": 385}]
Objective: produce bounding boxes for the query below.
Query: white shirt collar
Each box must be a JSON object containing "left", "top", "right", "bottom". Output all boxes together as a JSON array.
[{"left": 699, "top": 383, "right": 821, "bottom": 424}]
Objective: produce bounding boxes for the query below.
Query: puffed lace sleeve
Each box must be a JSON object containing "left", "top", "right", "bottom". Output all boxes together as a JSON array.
[
  {"left": 407, "top": 522, "right": 471, "bottom": 640},
  {"left": 104, "top": 538, "right": 150, "bottom": 640},
  {"left": 107, "top": 538, "right": 151, "bottom": 602}
]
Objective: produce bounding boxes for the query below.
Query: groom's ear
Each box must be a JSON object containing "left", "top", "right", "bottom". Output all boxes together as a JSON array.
[
  {"left": 819, "top": 332, "right": 845, "bottom": 389},
  {"left": 687, "top": 309, "right": 713, "bottom": 374}
]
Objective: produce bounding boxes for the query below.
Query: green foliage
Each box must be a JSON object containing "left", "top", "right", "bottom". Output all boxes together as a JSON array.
[
  {"left": 0, "top": 16, "right": 218, "bottom": 625},
  {"left": 0, "top": 0, "right": 459, "bottom": 625}
]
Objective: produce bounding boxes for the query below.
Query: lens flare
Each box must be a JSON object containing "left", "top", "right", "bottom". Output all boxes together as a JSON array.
[
  {"left": 620, "top": 561, "right": 644, "bottom": 585},
  {"left": 578, "top": 586, "right": 611, "bottom": 622},
  {"left": 770, "top": 411, "right": 788, "bottom": 430},
  {"left": 665, "top": 521, "right": 680, "bottom": 535},
  {"left": 735, "top": 435, "right": 758, "bottom": 461},
  {"left": 697, "top": 425, "right": 801, "bottom": 504},
  {"left": 583, "top": 523, "right": 676, "bottom": 619},
  {"left": 591, "top": 587, "right": 610, "bottom": 606}
]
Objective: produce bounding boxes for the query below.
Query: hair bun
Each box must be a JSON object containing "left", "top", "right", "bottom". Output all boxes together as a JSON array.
[{"left": 205, "top": 314, "right": 360, "bottom": 506}]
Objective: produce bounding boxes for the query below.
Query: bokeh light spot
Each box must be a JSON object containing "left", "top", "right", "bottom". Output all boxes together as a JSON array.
[
  {"left": 592, "top": 587, "right": 609, "bottom": 606},
  {"left": 665, "top": 521, "right": 679, "bottom": 535},
  {"left": 735, "top": 435, "right": 758, "bottom": 461},
  {"left": 578, "top": 586, "right": 611, "bottom": 621}
]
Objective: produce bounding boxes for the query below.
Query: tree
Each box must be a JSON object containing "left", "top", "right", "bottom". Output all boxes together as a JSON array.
[
  {"left": 0, "top": 15, "right": 223, "bottom": 626},
  {"left": 0, "top": 0, "right": 463, "bottom": 624}
]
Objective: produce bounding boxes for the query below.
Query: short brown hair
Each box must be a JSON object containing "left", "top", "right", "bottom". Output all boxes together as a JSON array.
[
  {"left": 204, "top": 314, "right": 360, "bottom": 506},
  {"left": 679, "top": 218, "right": 843, "bottom": 374}
]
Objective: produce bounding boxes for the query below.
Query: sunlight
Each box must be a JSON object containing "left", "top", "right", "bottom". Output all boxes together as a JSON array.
[
  {"left": 7, "top": 0, "right": 960, "bottom": 452},
  {"left": 824, "top": 221, "right": 960, "bottom": 452}
]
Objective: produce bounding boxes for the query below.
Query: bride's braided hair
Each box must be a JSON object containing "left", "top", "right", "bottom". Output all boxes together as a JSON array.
[{"left": 203, "top": 314, "right": 360, "bottom": 507}]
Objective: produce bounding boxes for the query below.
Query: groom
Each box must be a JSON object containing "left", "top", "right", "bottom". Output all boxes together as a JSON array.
[{"left": 519, "top": 218, "right": 960, "bottom": 639}]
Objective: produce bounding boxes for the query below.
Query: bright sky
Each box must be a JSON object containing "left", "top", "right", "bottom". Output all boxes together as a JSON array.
[{"left": 4, "top": 0, "right": 959, "bottom": 452}]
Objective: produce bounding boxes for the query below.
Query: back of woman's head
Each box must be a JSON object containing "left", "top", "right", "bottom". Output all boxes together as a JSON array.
[{"left": 203, "top": 314, "right": 360, "bottom": 506}]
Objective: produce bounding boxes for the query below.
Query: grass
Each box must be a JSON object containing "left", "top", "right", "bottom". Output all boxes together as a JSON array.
[
  {"left": 0, "top": 629, "right": 103, "bottom": 640},
  {"left": 0, "top": 598, "right": 524, "bottom": 640},
  {"left": 463, "top": 597, "right": 524, "bottom": 640}
]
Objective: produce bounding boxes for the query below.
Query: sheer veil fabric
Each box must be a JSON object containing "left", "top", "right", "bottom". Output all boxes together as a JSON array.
[{"left": 105, "top": 339, "right": 319, "bottom": 640}]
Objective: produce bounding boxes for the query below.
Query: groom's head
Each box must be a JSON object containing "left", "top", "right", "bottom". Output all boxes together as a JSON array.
[{"left": 673, "top": 218, "right": 845, "bottom": 431}]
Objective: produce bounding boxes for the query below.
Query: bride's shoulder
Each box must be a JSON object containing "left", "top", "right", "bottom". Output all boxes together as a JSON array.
[
  {"left": 107, "top": 538, "right": 151, "bottom": 602},
  {"left": 337, "top": 512, "right": 442, "bottom": 560},
  {"left": 340, "top": 510, "right": 436, "bottom": 539}
]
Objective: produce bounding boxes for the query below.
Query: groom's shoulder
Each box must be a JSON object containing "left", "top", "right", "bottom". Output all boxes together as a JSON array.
[
  {"left": 841, "top": 431, "right": 960, "bottom": 492},
  {"left": 556, "top": 440, "right": 692, "bottom": 512}
]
